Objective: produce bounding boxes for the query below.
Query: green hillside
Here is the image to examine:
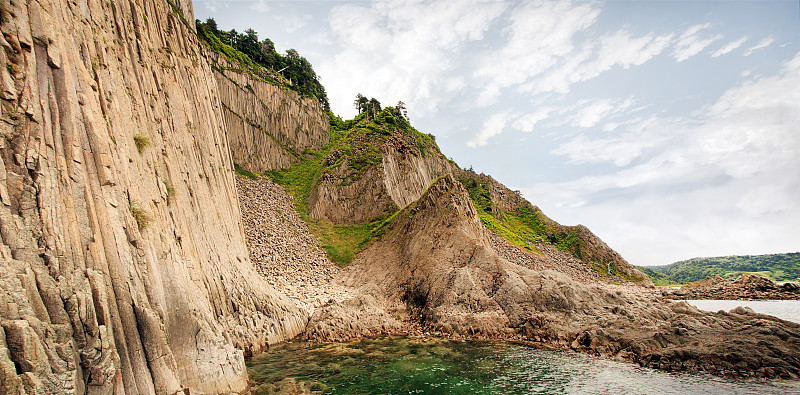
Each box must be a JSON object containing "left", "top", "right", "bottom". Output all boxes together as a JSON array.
[
  {"left": 264, "top": 105, "right": 436, "bottom": 266},
  {"left": 636, "top": 253, "right": 800, "bottom": 285}
]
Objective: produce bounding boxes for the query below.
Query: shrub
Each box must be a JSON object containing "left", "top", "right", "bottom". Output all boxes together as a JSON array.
[
  {"left": 133, "top": 134, "right": 151, "bottom": 153},
  {"left": 130, "top": 202, "right": 152, "bottom": 230},
  {"left": 163, "top": 179, "right": 176, "bottom": 205}
]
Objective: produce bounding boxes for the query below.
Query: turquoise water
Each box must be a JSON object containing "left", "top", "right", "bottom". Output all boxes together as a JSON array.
[{"left": 247, "top": 336, "right": 800, "bottom": 394}]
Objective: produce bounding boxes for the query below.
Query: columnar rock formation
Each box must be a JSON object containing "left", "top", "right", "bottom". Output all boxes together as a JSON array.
[
  {"left": 381, "top": 135, "right": 454, "bottom": 208},
  {"left": 1, "top": 0, "right": 798, "bottom": 392},
  {"left": 0, "top": 1, "right": 311, "bottom": 393},
  {"left": 308, "top": 130, "right": 455, "bottom": 225},
  {"left": 214, "top": 56, "right": 329, "bottom": 173}
]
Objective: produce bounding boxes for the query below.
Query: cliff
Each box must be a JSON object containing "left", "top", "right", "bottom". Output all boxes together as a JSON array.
[
  {"left": 306, "top": 112, "right": 454, "bottom": 225},
  {"left": 0, "top": 0, "right": 311, "bottom": 393},
  {"left": 213, "top": 54, "right": 329, "bottom": 173},
  {"left": 2, "top": 0, "right": 796, "bottom": 392}
]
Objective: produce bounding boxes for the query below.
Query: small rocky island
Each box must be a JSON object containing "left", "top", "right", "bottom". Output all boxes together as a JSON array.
[{"left": 663, "top": 274, "right": 800, "bottom": 300}]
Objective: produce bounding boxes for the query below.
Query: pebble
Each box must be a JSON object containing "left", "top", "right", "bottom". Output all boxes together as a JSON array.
[{"left": 236, "top": 177, "right": 355, "bottom": 315}]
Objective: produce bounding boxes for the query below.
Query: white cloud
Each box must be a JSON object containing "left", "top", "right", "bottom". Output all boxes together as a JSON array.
[
  {"left": 513, "top": 24, "right": 672, "bottom": 95},
  {"left": 201, "top": 0, "right": 226, "bottom": 13},
  {"left": 473, "top": 1, "right": 600, "bottom": 96},
  {"left": 511, "top": 107, "right": 555, "bottom": 133},
  {"left": 570, "top": 98, "right": 632, "bottom": 128},
  {"left": 250, "top": 0, "right": 269, "bottom": 13},
  {"left": 672, "top": 23, "right": 724, "bottom": 62},
  {"left": 743, "top": 36, "right": 775, "bottom": 56},
  {"left": 277, "top": 14, "right": 312, "bottom": 33},
  {"left": 467, "top": 112, "right": 514, "bottom": 148},
  {"left": 711, "top": 36, "right": 748, "bottom": 57},
  {"left": 320, "top": 0, "right": 509, "bottom": 118},
  {"left": 526, "top": 51, "right": 800, "bottom": 265}
]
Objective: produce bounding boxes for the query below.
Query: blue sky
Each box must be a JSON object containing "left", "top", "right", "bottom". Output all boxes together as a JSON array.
[{"left": 195, "top": 0, "right": 799, "bottom": 266}]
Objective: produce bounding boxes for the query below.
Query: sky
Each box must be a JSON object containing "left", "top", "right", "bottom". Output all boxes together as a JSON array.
[{"left": 195, "top": 0, "right": 800, "bottom": 267}]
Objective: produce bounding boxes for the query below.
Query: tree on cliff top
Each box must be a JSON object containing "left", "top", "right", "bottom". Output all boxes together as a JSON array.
[{"left": 197, "top": 18, "right": 329, "bottom": 110}]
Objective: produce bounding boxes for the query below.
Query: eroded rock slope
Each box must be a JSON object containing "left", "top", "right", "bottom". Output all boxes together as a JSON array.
[{"left": 307, "top": 176, "right": 800, "bottom": 378}]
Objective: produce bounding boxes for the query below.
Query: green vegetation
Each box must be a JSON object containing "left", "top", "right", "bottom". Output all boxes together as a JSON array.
[
  {"left": 458, "top": 173, "right": 584, "bottom": 259},
  {"left": 196, "top": 18, "right": 329, "bottom": 109},
  {"left": 234, "top": 163, "right": 258, "bottom": 179},
  {"left": 163, "top": 179, "right": 176, "bottom": 205},
  {"left": 263, "top": 106, "right": 427, "bottom": 265},
  {"left": 637, "top": 252, "right": 800, "bottom": 285},
  {"left": 631, "top": 266, "right": 678, "bottom": 286},
  {"left": 133, "top": 134, "right": 151, "bottom": 153},
  {"left": 130, "top": 202, "right": 152, "bottom": 230}
]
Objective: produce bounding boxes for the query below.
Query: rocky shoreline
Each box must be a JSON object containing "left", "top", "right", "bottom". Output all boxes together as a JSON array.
[
  {"left": 662, "top": 274, "right": 800, "bottom": 300},
  {"left": 238, "top": 176, "right": 800, "bottom": 380}
]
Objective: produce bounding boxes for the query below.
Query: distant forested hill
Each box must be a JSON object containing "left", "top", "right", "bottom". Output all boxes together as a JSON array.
[{"left": 635, "top": 253, "right": 800, "bottom": 286}]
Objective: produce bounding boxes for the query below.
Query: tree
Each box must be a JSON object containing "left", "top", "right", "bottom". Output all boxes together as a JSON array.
[
  {"left": 239, "top": 29, "right": 261, "bottom": 62},
  {"left": 196, "top": 20, "right": 329, "bottom": 109},
  {"left": 227, "top": 29, "right": 239, "bottom": 46},
  {"left": 354, "top": 93, "right": 367, "bottom": 115},
  {"left": 260, "top": 38, "right": 275, "bottom": 56},
  {"left": 204, "top": 17, "right": 218, "bottom": 34},
  {"left": 368, "top": 98, "right": 381, "bottom": 120},
  {"left": 396, "top": 101, "right": 408, "bottom": 120}
]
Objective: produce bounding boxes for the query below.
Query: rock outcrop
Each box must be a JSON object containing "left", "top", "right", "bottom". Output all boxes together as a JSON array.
[
  {"left": 0, "top": 1, "right": 309, "bottom": 393},
  {"left": 663, "top": 274, "right": 800, "bottom": 300},
  {"left": 381, "top": 134, "right": 454, "bottom": 208},
  {"left": 455, "top": 169, "right": 652, "bottom": 286},
  {"left": 306, "top": 176, "right": 800, "bottom": 378},
  {"left": 214, "top": 56, "right": 329, "bottom": 173},
  {"left": 308, "top": 127, "right": 453, "bottom": 225}
]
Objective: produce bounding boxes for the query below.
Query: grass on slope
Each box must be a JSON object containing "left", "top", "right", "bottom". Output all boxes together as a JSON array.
[
  {"left": 634, "top": 266, "right": 682, "bottom": 286},
  {"left": 262, "top": 109, "right": 419, "bottom": 265},
  {"left": 458, "top": 174, "right": 585, "bottom": 258}
]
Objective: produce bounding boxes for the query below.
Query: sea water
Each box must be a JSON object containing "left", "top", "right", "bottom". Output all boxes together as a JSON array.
[
  {"left": 686, "top": 299, "right": 800, "bottom": 324},
  {"left": 248, "top": 336, "right": 800, "bottom": 394}
]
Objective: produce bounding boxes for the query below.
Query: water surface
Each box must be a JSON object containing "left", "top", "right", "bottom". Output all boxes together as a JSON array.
[
  {"left": 686, "top": 299, "right": 800, "bottom": 323},
  {"left": 248, "top": 336, "right": 799, "bottom": 394}
]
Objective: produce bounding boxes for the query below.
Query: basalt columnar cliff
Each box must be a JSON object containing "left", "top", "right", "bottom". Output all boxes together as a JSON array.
[{"left": 1, "top": 1, "right": 798, "bottom": 394}]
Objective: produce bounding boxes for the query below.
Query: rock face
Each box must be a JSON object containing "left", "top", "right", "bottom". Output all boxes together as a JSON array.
[
  {"left": 454, "top": 169, "right": 652, "bottom": 286},
  {"left": 308, "top": 129, "right": 454, "bottom": 225},
  {"left": 306, "top": 176, "right": 800, "bottom": 378},
  {"left": 0, "top": 1, "right": 308, "bottom": 393},
  {"left": 381, "top": 134, "right": 454, "bottom": 209},
  {"left": 214, "top": 57, "right": 329, "bottom": 173},
  {"left": 663, "top": 274, "right": 800, "bottom": 300}
]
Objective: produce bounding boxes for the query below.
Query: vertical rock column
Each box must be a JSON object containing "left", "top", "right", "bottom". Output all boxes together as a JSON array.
[
  {"left": 213, "top": 61, "right": 330, "bottom": 173},
  {"left": 0, "top": 0, "right": 306, "bottom": 394}
]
